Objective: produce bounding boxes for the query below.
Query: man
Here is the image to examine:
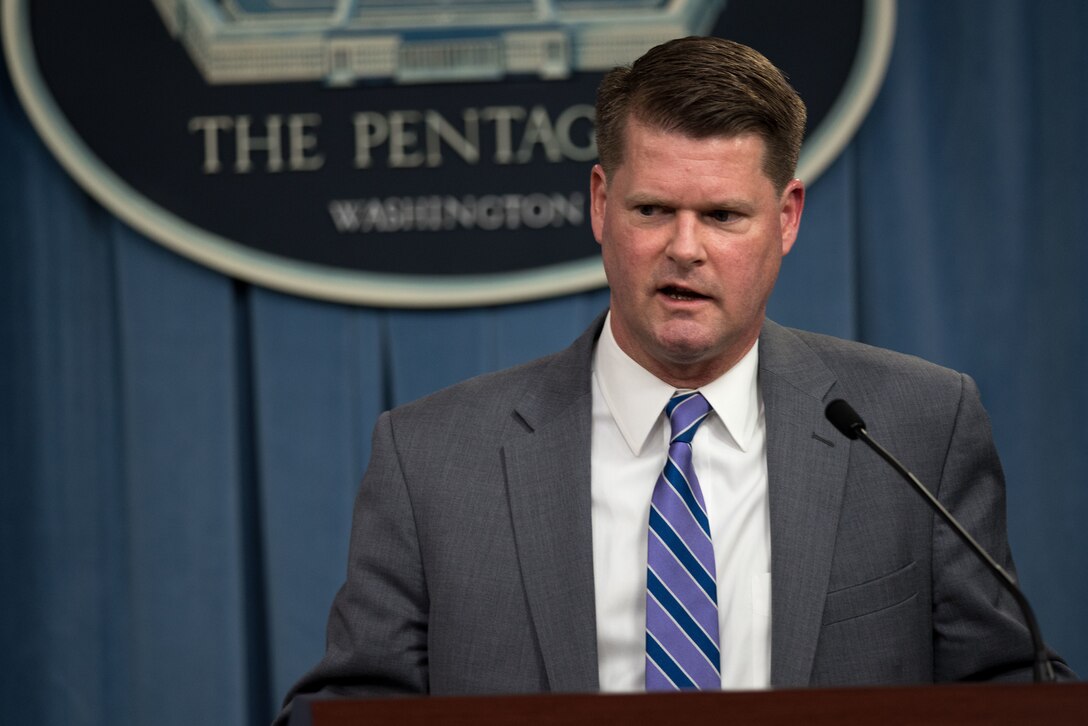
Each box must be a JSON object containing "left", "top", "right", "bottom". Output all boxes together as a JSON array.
[{"left": 277, "top": 36, "right": 1070, "bottom": 719}]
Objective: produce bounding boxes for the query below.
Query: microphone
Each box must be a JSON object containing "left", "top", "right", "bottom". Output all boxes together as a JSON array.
[{"left": 824, "top": 399, "right": 1056, "bottom": 683}]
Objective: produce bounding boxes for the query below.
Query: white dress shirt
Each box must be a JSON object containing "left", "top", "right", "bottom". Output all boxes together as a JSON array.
[{"left": 590, "top": 314, "right": 771, "bottom": 691}]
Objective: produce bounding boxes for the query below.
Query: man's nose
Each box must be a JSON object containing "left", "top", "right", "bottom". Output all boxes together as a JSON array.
[{"left": 665, "top": 213, "right": 707, "bottom": 266}]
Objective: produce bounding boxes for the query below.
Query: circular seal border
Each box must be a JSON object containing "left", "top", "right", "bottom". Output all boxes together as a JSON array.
[{"left": 2, "top": 0, "right": 895, "bottom": 308}]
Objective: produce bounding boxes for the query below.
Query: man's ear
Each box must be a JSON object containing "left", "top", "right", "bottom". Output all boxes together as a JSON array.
[
  {"left": 590, "top": 164, "right": 608, "bottom": 245},
  {"left": 779, "top": 178, "right": 805, "bottom": 256}
]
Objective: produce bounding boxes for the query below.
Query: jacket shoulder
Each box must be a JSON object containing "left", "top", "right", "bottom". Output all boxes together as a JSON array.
[
  {"left": 788, "top": 327, "right": 959, "bottom": 377},
  {"left": 776, "top": 326, "right": 976, "bottom": 436}
]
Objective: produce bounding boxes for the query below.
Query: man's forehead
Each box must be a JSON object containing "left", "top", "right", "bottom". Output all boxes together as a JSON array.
[{"left": 610, "top": 120, "right": 774, "bottom": 187}]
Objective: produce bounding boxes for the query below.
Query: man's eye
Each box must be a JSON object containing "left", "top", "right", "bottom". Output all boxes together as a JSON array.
[
  {"left": 709, "top": 210, "right": 736, "bottom": 223},
  {"left": 637, "top": 205, "right": 657, "bottom": 216}
]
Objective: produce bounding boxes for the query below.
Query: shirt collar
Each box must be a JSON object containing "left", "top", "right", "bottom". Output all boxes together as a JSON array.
[{"left": 592, "top": 312, "right": 761, "bottom": 455}]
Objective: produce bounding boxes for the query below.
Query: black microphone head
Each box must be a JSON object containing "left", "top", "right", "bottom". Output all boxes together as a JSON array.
[{"left": 825, "top": 399, "right": 866, "bottom": 440}]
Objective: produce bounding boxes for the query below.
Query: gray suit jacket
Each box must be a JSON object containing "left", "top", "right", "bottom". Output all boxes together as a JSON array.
[{"left": 281, "top": 315, "right": 1069, "bottom": 715}]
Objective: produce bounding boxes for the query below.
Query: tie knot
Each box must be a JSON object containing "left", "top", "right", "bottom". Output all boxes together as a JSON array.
[{"left": 666, "top": 391, "right": 711, "bottom": 444}]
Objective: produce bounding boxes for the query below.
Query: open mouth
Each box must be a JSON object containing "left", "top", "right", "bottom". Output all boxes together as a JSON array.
[{"left": 660, "top": 285, "right": 710, "bottom": 301}]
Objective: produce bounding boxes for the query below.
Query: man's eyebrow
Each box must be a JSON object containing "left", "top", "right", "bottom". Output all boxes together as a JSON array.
[
  {"left": 704, "top": 199, "right": 757, "bottom": 214},
  {"left": 624, "top": 192, "right": 757, "bottom": 213}
]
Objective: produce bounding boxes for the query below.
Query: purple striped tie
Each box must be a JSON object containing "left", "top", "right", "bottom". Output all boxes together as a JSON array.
[{"left": 645, "top": 391, "right": 720, "bottom": 690}]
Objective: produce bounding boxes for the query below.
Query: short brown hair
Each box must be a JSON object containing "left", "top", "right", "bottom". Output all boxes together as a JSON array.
[{"left": 595, "top": 36, "right": 807, "bottom": 193}]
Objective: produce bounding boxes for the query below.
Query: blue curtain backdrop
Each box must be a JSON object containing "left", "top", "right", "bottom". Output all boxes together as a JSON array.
[{"left": 2, "top": 2, "right": 1085, "bottom": 725}]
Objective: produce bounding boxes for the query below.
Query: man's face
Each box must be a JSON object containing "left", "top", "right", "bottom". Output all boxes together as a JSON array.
[{"left": 591, "top": 119, "right": 804, "bottom": 387}]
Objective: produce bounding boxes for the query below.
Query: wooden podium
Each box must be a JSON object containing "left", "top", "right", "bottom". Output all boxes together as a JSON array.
[{"left": 292, "top": 683, "right": 1086, "bottom": 725}]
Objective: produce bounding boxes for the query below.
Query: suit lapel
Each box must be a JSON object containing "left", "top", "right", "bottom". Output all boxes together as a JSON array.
[
  {"left": 498, "top": 317, "right": 854, "bottom": 690},
  {"left": 759, "top": 322, "right": 850, "bottom": 687},
  {"left": 502, "top": 318, "right": 603, "bottom": 692}
]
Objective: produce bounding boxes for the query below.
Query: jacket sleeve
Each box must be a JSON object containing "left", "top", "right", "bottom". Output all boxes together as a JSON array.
[{"left": 930, "top": 374, "right": 1073, "bottom": 681}]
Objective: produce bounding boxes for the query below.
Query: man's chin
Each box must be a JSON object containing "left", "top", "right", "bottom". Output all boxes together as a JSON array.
[
  {"left": 651, "top": 335, "right": 721, "bottom": 368},
  {"left": 647, "top": 325, "right": 755, "bottom": 381},
  {"left": 652, "top": 321, "right": 720, "bottom": 353}
]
